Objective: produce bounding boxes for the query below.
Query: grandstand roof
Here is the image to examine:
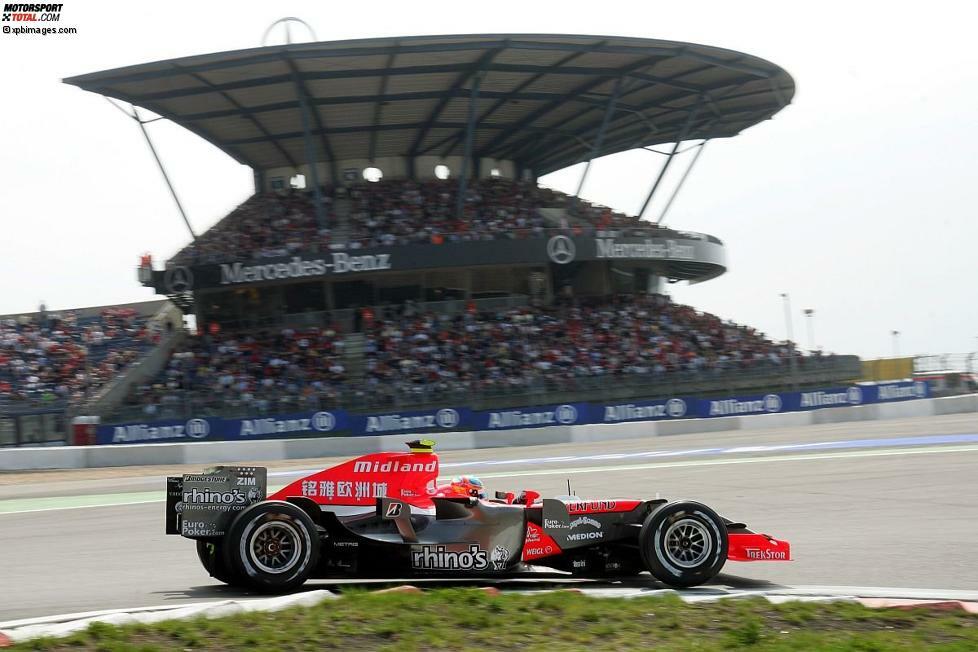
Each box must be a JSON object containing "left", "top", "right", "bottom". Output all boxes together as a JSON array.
[{"left": 64, "top": 34, "right": 794, "bottom": 176}]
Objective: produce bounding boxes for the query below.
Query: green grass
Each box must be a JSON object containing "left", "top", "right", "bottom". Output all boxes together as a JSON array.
[{"left": 12, "top": 590, "right": 978, "bottom": 651}]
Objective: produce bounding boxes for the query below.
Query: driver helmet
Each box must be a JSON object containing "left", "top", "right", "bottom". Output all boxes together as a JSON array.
[{"left": 449, "top": 475, "right": 485, "bottom": 499}]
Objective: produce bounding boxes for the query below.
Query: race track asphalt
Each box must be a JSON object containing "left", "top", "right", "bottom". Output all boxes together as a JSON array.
[{"left": 1, "top": 413, "right": 977, "bottom": 622}]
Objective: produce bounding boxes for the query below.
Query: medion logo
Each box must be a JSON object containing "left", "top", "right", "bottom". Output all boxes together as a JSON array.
[
  {"left": 219, "top": 253, "right": 391, "bottom": 285},
  {"left": 595, "top": 238, "right": 695, "bottom": 261}
]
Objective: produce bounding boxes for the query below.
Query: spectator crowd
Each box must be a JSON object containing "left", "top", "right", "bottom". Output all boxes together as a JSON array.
[
  {"left": 123, "top": 294, "right": 801, "bottom": 417},
  {"left": 169, "top": 178, "right": 662, "bottom": 266},
  {"left": 0, "top": 309, "right": 155, "bottom": 405}
]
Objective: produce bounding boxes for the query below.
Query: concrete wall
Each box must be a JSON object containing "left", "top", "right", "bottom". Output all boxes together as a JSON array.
[{"left": 2, "top": 394, "right": 975, "bottom": 471}]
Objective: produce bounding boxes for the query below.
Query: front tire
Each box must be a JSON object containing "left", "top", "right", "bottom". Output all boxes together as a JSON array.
[
  {"left": 225, "top": 501, "right": 320, "bottom": 593},
  {"left": 639, "top": 501, "right": 727, "bottom": 588}
]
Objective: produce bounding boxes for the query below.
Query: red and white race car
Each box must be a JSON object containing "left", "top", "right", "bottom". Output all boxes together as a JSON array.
[{"left": 166, "top": 441, "right": 790, "bottom": 592}]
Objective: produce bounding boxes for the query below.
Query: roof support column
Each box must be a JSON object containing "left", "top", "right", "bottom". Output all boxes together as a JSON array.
[
  {"left": 297, "top": 93, "right": 327, "bottom": 229},
  {"left": 636, "top": 98, "right": 702, "bottom": 221},
  {"left": 574, "top": 76, "right": 624, "bottom": 199},
  {"left": 131, "top": 107, "right": 196, "bottom": 241},
  {"left": 657, "top": 139, "right": 709, "bottom": 225},
  {"left": 455, "top": 72, "right": 483, "bottom": 220}
]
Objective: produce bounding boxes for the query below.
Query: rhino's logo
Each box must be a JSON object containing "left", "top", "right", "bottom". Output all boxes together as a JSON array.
[{"left": 491, "top": 545, "right": 509, "bottom": 571}]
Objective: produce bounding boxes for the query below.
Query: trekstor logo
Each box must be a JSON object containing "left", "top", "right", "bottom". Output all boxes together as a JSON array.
[{"left": 547, "top": 235, "right": 576, "bottom": 264}]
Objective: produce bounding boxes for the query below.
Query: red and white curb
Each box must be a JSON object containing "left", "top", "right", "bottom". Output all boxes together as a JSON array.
[{"left": 1, "top": 586, "right": 976, "bottom": 646}]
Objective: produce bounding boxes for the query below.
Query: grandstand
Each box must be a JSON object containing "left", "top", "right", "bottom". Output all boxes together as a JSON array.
[{"left": 21, "top": 33, "right": 863, "bottom": 443}]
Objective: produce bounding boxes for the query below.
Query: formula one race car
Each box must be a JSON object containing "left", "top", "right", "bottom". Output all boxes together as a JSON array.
[{"left": 165, "top": 441, "right": 790, "bottom": 592}]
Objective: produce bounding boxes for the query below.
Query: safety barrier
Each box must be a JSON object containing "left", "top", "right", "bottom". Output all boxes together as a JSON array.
[
  {"left": 88, "top": 381, "right": 926, "bottom": 446},
  {"left": 1, "top": 392, "right": 975, "bottom": 471}
]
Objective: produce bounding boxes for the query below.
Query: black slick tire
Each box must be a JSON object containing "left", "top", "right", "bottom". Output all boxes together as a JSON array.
[
  {"left": 225, "top": 501, "right": 320, "bottom": 593},
  {"left": 639, "top": 501, "right": 727, "bottom": 588},
  {"left": 196, "top": 538, "right": 239, "bottom": 586}
]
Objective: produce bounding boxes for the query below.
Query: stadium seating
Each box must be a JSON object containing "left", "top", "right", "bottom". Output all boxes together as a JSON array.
[
  {"left": 122, "top": 295, "right": 795, "bottom": 415},
  {"left": 0, "top": 309, "right": 155, "bottom": 405},
  {"left": 167, "top": 179, "right": 661, "bottom": 265}
]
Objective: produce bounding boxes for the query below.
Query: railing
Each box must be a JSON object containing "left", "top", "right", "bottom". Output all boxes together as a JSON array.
[{"left": 102, "top": 355, "right": 861, "bottom": 424}]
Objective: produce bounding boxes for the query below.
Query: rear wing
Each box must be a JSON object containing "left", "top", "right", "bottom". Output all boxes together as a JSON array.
[{"left": 165, "top": 466, "right": 267, "bottom": 537}]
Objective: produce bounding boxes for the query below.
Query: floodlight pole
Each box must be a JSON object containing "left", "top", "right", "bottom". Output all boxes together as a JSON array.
[
  {"left": 781, "top": 292, "right": 799, "bottom": 389},
  {"left": 455, "top": 72, "right": 483, "bottom": 220},
  {"left": 657, "top": 139, "right": 708, "bottom": 226},
  {"left": 574, "top": 76, "right": 624, "bottom": 201},
  {"left": 637, "top": 99, "right": 702, "bottom": 221},
  {"left": 131, "top": 106, "right": 197, "bottom": 241}
]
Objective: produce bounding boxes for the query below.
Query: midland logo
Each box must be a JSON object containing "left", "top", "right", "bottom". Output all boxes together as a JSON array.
[
  {"left": 547, "top": 235, "right": 576, "bottom": 264},
  {"left": 353, "top": 459, "right": 437, "bottom": 473}
]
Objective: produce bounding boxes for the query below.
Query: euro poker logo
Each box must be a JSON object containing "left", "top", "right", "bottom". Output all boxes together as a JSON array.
[
  {"left": 555, "top": 404, "right": 577, "bottom": 424},
  {"left": 763, "top": 394, "right": 782, "bottom": 413},
  {"left": 666, "top": 398, "right": 687, "bottom": 418},
  {"left": 436, "top": 408, "right": 459, "bottom": 429},
  {"left": 185, "top": 418, "right": 209, "bottom": 439}
]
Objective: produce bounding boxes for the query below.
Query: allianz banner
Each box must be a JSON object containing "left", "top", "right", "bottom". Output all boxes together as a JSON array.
[
  {"left": 95, "top": 409, "right": 347, "bottom": 445},
  {"left": 346, "top": 407, "right": 472, "bottom": 436},
  {"left": 472, "top": 402, "right": 590, "bottom": 430},
  {"left": 95, "top": 381, "right": 929, "bottom": 444}
]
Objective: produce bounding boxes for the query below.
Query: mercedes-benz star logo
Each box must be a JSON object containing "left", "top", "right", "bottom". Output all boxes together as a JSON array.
[
  {"left": 547, "top": 235, "right": 576, "bottom": 264},
  {"left": 164, "top": 266, "right": 194, "bottom": 293}
]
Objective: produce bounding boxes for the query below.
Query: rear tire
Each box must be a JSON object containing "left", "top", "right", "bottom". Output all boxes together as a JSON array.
[
  {"left": 196, "top": 539, "right": 238, "bottom": 586},
  {"left": 639, "top": 501, "right": 727, "bottom": 588},
  {"left": 225, "top": 501, "right": 320, "bottom": 593}
]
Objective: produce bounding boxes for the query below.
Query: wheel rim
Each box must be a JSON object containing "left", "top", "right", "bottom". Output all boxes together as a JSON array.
[
  {"left": 663, "top": 517, "right": 712, "bottom": 568},
  {"left": 248, "top": 521, "right": 302, "bottom": 574}
]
